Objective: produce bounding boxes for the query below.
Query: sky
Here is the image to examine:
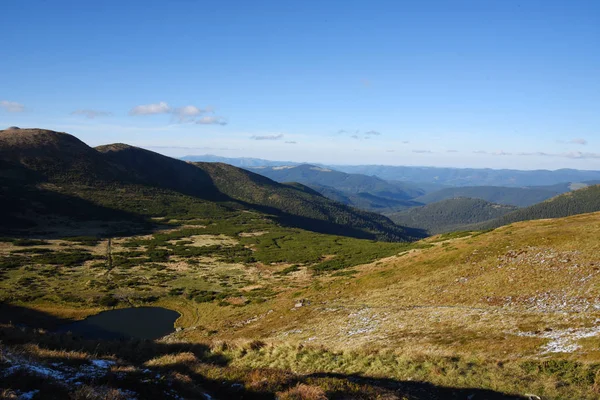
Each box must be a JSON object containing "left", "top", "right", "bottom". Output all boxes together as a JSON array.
[{"left": 1, "top": 0, "right": 599, "bottom": 170}]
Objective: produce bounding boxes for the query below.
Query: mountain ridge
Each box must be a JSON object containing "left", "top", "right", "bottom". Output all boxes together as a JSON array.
[{"left": 0, "top": 128, "right": 417, "bottom": 241}]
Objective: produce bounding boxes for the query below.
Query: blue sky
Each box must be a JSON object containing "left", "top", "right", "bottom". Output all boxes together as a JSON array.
[{"left": 1, "top": 0, "right": 599, "bottom": 169}]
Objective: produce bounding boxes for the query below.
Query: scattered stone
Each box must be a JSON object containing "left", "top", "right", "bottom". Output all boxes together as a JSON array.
[{"left": 295, "top": 299, "right": 311, "bottom": 308}]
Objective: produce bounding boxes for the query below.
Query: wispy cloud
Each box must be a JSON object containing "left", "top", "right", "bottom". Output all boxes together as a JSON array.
[
  {"left": 143, "top": 145, "right": 237, "bottom": 151},
  {"left": 196, "top": 116, "right": 227, "bottom": 125},
  {"left": 473, "top": 150, "right": 487, "bottom": 154},
  {"left": 350, "top": 135, "right": 359, "bottom": 139},
  {"left": 129, "top": 101, "right": 171, "bottom": 116},
  {"left": 250, "top": 133, "right": 283, "bottom": 140},
  {"left": 515, "top": 151, "right": 600, "bottom": 159},
  {"left": 446, "top": 149, "right": 458, "bottom": 153},
  {"left": 413, "top": 149, "right": 433, "bottom": 154},
  {"left": 492, "top": 150, "right": 512, "bottom": 156},
  {"left": 71, "top": 109, "right": 112, "bottom": 119},
  {"left": 516, "top": 151, "right": 550, "bottom": 156},
  {"left": 562, "top": 151, "right": 600, "bottom": 159},
  {"left": 364, "top": 130, "right": 381, "bottom": 136},
  {"left": 285, "top": 141, "right": 297, "bottom": 144},
  {"left": 569, "top": 138, "right": 588, "bottom": 145},
  {"left": 386, "top": 150, "right": 395, "bottom": 152},
  {"left": 0, "top": 100, "right": 25, "bottom": 113}
]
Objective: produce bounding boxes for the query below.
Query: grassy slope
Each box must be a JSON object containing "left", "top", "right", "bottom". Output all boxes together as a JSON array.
[
  {"left": 206, "top": 212, "right": 600, "bottom": 362},
  {"left": 386, "top": 197, "right": 517, "bottom": 234},
  {"left": 5, "top": 212, "right": 600, "bottom": 398}
]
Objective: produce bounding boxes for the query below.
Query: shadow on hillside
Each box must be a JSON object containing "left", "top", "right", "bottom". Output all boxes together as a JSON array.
[
  {"left": 0, "top": 303, "right": 226, "bottom": 366},
  {"left": 0, "top": 304, "right": 528, "bottom": 400},
  {"left": 0, "top": 180, "right": 152, "bottom": 239},
  {"left": 2, "top": 150, "right": 427, "bottom": 242}
]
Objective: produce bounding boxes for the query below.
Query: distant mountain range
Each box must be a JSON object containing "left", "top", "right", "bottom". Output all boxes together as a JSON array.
[
  {"left": 331, "top": 165, "right": 600, "bottom": 187},
  {"left": 181, "top": 154, "right": 300, "bottom": 167},
  {"left": 182, "top": 155, "right": 600, "bottom": 187},
  {"left": 246, "top": 164, "right": 427, "bottom": 213},
  {"left": 0, "top": 129, "right": 418, "bottom": 241}
]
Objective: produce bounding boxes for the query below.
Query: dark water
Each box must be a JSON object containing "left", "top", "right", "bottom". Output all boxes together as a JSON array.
[{"left": 59, "top": 307, "right": 180, "bottom": 340}]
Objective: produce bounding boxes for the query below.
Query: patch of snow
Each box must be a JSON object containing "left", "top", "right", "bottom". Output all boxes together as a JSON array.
[
  {"left": 18, "top": 390, "right": 39, "bottom": 400},
  {"left": 118, "top": 389, "right": 138, "bottom": 400},
  {"left": 90, "top": 359, "right": 116, "bottom": 369},
  {"left": 513, "top": 324, "right": 600, "bottom": 353}
]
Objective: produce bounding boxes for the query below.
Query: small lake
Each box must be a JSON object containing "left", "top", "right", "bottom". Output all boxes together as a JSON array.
[{"left": 59, "top": 307, "right": 180, "bottom": 340}]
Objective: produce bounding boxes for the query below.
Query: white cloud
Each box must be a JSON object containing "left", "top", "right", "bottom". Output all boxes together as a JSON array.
[
  {"left": 0, "top": 100, "right": 25, "bottom": 113},
  {"left": 492, "top": 150, "right": 512, "bottom": 156},
  {"left": 173, "top": 105, "right": 205, "bottom": 122},
  {"left": 251, "top": 133, "right": 283, "bottom": 140},
  {"left": 196, "top": 116, "right": 227, "bottom": 125},
  {"left": 473, "top": 150, "right": 487, "bottom": 154},
  {"left": 413, "top": 149, "right": 433, "bottom": 154},
  {"left": 446, "top": 149, "right": 458, "bottom": 153},
  {"left": 129, "top": 102, "right": 227, "bottom": 125},
  {"left": 364, "top": 130, "right": 381, "bottom": 136},
  {"left": 129, "top": 101, "right": 171, "bottom": 116},
  {"left": 71, "top": 109, "right": 112, "bottom": 119},
  {"left": 350, "top": 135, "right": 359, "bottom": 139},
  {"left": 285, "top": 141, "right": 297, "bottom": 144}
]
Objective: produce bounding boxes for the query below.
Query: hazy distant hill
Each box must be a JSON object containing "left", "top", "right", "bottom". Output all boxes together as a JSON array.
[
  {"left": 326, "top": 165, "right": 600, "bottom": 187},
  {"left": 307, "top": 184, "right": 422, "bottom": 212},
  {"left": 386, "top": 198, "right": 517, "bottom": 234},
  {"left": 181, "top": 154, "right": 300, "bottom": 167},
  {"left": 181, "top": 155, "right": 600, "bottom": 188},
  {"left": 476, "top": 184, "right": 600, "bottom": 230},
  {"left": 0, "top": 128, "right": 416, "bottom": 241},
  {"left": 247, "top": 164, "right": 428, "bottom": 212}
]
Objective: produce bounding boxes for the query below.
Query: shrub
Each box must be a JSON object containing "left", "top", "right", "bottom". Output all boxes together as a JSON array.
[
  {"left": 12, "top": 239, "right": 48, "bottom": 246},
  {"left": 276, "top": 384, "right": 327, "bottom": 400},
  {"left": 97, "top": 295, "right": 119, "bottom": 307}
]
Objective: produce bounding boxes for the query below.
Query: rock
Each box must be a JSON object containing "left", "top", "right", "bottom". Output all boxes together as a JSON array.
[
  {"left": 294, "top": 299, "right": 311, "bottom": 308},
  {"left": 175, "top": 327, "right": 183, "bottom": 332},
  {"left": 6, "top": 126, "right": 20, "bottom": 130}
]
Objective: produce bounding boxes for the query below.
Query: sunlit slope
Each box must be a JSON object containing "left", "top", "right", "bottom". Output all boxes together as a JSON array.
[{"left": 217, "top": 212, "right": 600, "bottom": 358}]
